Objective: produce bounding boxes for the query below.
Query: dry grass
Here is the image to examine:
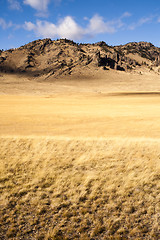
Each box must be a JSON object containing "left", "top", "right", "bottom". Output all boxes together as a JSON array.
[
  {"left": 0, "top": 92, "right": 160, "bottom": 239},
  {"left": 0, "top": 136, "right": 160, "bottom": 239},
  {"left": 0, "top": 93, "right": 160, "bottom": 138},
  {"left": 1, "top": 70, "right": 160, "bottom": 96}
]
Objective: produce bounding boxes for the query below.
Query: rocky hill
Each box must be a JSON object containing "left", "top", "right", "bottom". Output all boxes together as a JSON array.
[{"left": 0, "top": 39, "right": 160, "bottom": 79}]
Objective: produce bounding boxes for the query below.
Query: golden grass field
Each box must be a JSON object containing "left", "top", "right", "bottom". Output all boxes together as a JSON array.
[
  {"left": 1, "top": 93, "right": 160, "bottom": 138},
  {"left": 0, "top": 85, "right": 160, "bottom": 239}
]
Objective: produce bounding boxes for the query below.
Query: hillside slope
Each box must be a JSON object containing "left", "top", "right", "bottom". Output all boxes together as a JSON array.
[{"left": 0, "top": 39, "right": 160, "bottom": 79}]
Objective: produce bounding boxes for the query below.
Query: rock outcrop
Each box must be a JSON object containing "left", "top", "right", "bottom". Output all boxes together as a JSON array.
[{"left": 0, "top": 39, "right": 160, "bottom": 78}]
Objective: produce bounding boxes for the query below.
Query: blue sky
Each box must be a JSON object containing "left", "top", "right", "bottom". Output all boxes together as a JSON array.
[{"left": 0, "top": 0, "right": 160, "bottom": 49}]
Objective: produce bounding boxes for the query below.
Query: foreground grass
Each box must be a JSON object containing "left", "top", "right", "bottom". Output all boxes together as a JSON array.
[{"left": 0, "top": 137, "right": 160, "bottom": 239}]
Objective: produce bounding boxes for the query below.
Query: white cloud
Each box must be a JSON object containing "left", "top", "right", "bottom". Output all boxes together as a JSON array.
[
  {"left": 24, "top": 16, "right": 84, "bottom": 39},
  {"left": 23, "top": 0, "right": 50, "bottom": 12},
  {"left": 57, "top": 16, "right": 84, "bottom": 39},
  {"left": 129, "top": 16, "right": 153, "bottom": 30},
  {"left": 23, "top": 12, "right": 131, "bottom": 40},
  {"left": 24, "top": 21, "right": 36, "bottom": 31},
  {"left": 0, "top": 18, "right": 13, "bottom": 29},
  {"left": 8, "top": 0, "right": 21, "bottom": 10},
  {"left": 87, "top": 14, "right": 116, "bottom": 35},
  {"left": 157, "top": 17, "right": 160, "bottom": 23},
  {"left": 86, "top": 12, "right": 131, "bottom": 36}
]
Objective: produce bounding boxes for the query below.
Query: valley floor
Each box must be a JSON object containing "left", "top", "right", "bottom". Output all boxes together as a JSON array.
[
  {"left": 0, "top": 93, "right": 160, "bottom": 138},
  {"left": 0, "top": 73, "right": 160, "bottom": 239}
]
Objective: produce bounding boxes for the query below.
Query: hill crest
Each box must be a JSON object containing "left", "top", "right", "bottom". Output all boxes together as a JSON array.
[{"left": 0, "top": 39, "right": 160, "bottom": 79}]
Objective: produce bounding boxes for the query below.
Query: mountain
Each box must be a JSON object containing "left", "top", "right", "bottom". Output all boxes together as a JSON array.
[{"left": 0, "top": 38, "right": 160, "bottom": 79}]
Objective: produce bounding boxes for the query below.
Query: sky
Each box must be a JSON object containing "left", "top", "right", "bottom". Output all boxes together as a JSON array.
[{"left": 0, "top": 0, "right": 160, "bottom": 49}]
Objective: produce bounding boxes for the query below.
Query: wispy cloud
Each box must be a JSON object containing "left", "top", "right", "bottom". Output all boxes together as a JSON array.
[
  {"left": 8, "top": 0, "right": 21, "bottom": 10},
  {"left": 23, "top": 12, "right": 131, "bottom": 40},
  {"left": 129, "top": 16, "right": 153, "bottom": 30},
  {"left": 23, "top": 0, "right": 50, "bottom": 14},
  {"left": 105, "top": 12, "right": 132, "bottom": 31},
  {"left": 0, "top": 18, "right": 21, "bottom": 31},
  {"left": 54, "top": 0, "right": 62, "bottom": 5},
  {"left": 0, "top": 18, "right": 13, "bottom": 29},
  {"left": 158, "top": 17, "right": 160, "bottom": 23},
  {"left": 23, "top": 0, "right": 63, "bottom": 17},
  {"left": 121, "top": 12, "right": 132, "bottom": 18}
]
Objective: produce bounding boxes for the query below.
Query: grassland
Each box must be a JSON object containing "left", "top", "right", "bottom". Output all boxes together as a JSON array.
[
  {"left": 0, "top": 92, "right": 160, "bottom": 239},
  {"left": 1, "top": 93, "right": 160, "bottom": 138},
  {"left": 0, "top": 137, "right": 160, "bottom": 239}
]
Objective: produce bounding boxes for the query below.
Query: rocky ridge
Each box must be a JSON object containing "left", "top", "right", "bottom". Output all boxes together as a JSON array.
[{"left": 0, "top": 38, "right": 160, "bottom": 78}]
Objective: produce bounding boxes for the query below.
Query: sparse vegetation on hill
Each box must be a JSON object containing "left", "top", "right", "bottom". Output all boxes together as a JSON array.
[{"left": 0, "top": 39, "right": 160, "bottom": 78}]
